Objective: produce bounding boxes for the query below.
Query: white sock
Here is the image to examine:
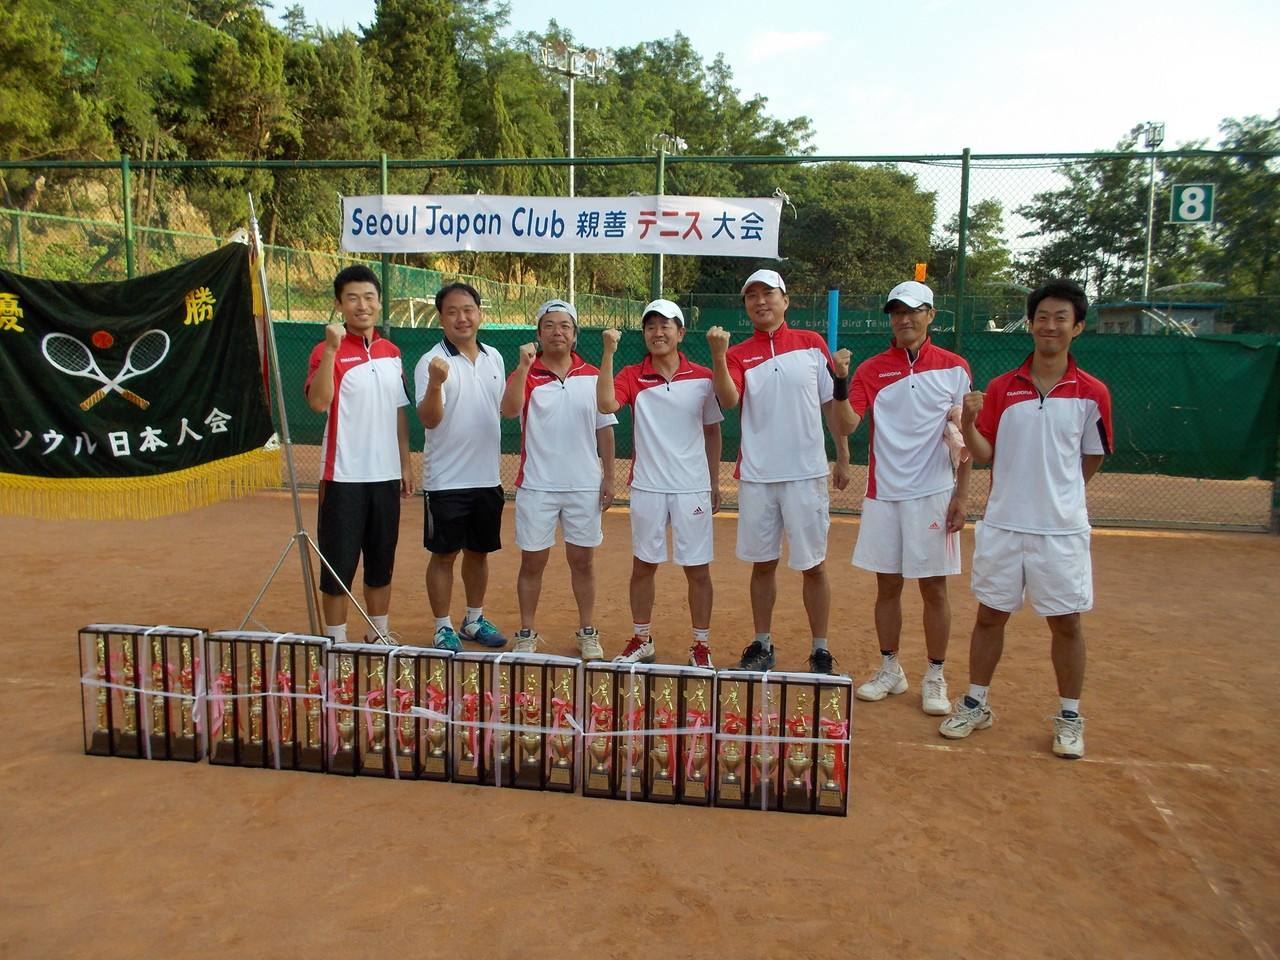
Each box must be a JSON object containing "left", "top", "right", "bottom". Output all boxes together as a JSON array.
[
  {"left": 370, "top": 614, "right": 389, "bottom": 638},
  {"left": 811, "top": 637, "right": 828, "bottom": 653},
  {"left": 967, "top": 684, "right": 990, "bottom": 704},
  {"left": 692, "top": 627, "right": 710, "bottom": 646},
  {"left": 755, "top": 633, "right": 772, "bottom": 650},
  {"left": 1060, "top": 698, "right": 1081, "bottom": 716},
  {"left": 434, "top": 617, "right": 453, "bottom": 632},
  {"left": 925, "top": 661, "right": 945, "bottom": 681},
  {"left": 324, "top": 623, "right": 347, "bottom": 644},
  {"left": 463, "top": 606, "right": 483, "bottom": 626},
  {"left": 632, "top": 621, "right": 651, "bottom": 638}
]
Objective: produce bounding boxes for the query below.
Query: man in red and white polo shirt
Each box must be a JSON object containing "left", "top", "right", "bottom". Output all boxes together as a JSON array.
[
  {"left": 304, "top": 264, "right": 414, "bottom": 645},
  {"left": 707, "top": 270, "right": 854, "bottom": 675},
  {"left": 501, "top": 299, "right": 617, "bottom": 659},
  {"left": 848, "top": 281, "right": 973, "bottom": 716},
  {"left": 940, "top": 278, "right": 1112, "bottom": 759},
  {"left": 597, "top": 300, "right": 723, "bottom": 668}
]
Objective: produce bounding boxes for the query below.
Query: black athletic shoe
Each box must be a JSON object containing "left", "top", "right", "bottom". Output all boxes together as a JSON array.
[
  {"left": 735, "top": 640, "right": 776, "bottom": 671},
  {"left": 806, "top": 648, "right": 837, "bottom": 675}
]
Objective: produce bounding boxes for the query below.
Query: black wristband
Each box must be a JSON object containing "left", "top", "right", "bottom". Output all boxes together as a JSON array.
[{"left": 832, "top": 375, "right": 849, "bottom": 401}]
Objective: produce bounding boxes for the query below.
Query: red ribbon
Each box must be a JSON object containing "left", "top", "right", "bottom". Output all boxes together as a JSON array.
[
  {"left": 684, "top": 708, "right": 711, "bottom": 778},
  {"left": 819, "top": 717, "right": 849, "bottom": 788}
]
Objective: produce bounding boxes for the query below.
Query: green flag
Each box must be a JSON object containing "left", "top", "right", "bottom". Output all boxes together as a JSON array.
[{"left": 0, "top": 242, "right": 280, "bottom": 519}]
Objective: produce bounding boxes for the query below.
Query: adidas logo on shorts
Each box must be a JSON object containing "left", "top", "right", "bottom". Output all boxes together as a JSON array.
[
  {"left": 692, "top": 506, "right": 705, "bottom": 516},
  {"left": 928, "top": 521, "right": 940, "bottom": 530}
]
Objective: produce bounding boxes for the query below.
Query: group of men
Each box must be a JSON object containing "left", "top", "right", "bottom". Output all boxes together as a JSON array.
[{"left": 305, "top": 265, "right": 1111, "bottom": 760}]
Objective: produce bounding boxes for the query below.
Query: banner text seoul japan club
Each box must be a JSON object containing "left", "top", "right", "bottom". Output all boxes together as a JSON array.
[{"left": 341, "top": 194, "right": 782, "bottom": 258}]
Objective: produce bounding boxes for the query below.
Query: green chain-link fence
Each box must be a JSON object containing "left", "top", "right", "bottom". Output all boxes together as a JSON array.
[{"left": 2, "top": 151, "right": 1278, "bottom": 531}]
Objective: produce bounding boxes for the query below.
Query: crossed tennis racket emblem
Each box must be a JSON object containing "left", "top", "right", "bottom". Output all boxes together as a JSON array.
[{"left": 40, "top": 329, "right": 171, "bottom": 411}]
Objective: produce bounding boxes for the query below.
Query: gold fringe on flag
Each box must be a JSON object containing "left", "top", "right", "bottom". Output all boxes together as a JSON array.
[{"left": 0, "top": 447, "right": 282, "bottom": 521}]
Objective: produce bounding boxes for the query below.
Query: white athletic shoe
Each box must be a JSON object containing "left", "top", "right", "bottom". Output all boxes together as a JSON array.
[
  {"left": 939, "top": 698, "right": 994, "bottom": 739},
  {"left": 513, "top": 630, "right": 542, "bottom": 654},
  {"left": 575, "top": 627, "right": 604, "bottom": 661},
  {"left": 1051, "top": 715, "right": 1085, "bottom": 759},
  {"left": 613, "top": 635, "right": 656, "bottom": 664},
  {"left": 921, "top": 674, "right": 950, "bottom": 716},
  {"left": 855, "top": 662, "right": 908, "bottom": 702}
]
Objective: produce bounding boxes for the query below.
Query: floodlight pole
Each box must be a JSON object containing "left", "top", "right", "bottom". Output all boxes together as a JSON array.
[
  {"left": 1142, "top": 122, "right": 1165, "bottom": 301},
  {"left": 538, "top": 41, "right": 611, "bottom": 304}
]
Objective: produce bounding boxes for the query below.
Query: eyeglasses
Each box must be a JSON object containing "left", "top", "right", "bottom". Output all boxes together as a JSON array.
[{"left": 888, "top": 306, "right": 929, "bottom": 319}]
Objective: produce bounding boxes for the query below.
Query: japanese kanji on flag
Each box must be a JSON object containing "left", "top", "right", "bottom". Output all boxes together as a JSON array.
[{"left": 0, "top": 242, "right": 280, "bottom": 520}]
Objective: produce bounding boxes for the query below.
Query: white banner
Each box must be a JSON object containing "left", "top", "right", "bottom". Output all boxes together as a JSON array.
[{"left": 341, "top": 194, "right": 781, "bottom": 257}]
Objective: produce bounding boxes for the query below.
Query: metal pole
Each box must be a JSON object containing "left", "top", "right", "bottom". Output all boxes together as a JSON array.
[
  {"left": 121, "top": 155, "right": 135, "bottom": 279},
  {"left": 247, "top": 193, "right": 322, "bottom": 636},
  {"left": 380, "top": 153, "right": 391, "bottom": 334},
  {"left": 826, "top": 289, "right": 839, "bottom": 353},
  {"left": 649, "top": 146, "right": 666, "bottom": 302},
  {"left": 283, "top": 247, "right": 291, "bottom": 321},
  {"left": 568, "top": 71, "right": 576, "bottom": 303},
  {"left": 1143, "top": 150, "right": 1156, "bottom": 301},
  {"left": 14, "top": 213, "right": 23, "bottom": 273},
  {"left": 953, "top": 147, "right": 971, "bottom": 352}
]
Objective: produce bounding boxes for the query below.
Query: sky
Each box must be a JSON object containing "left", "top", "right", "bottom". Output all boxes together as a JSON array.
[{"left": 287, "top": 0, "right": 1279, "bottom": 157}]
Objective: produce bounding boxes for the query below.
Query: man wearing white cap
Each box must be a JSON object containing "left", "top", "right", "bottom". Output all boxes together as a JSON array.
[
  {"left": 847, "top": 281, "right": 973, "bottom": 716},
  {"left": 502, "top": 299, "right": 617, "bottom": 659},
  {"left": 707, "top": 270, "right": 854, "bottom": 675},
  {"left": 597, "top": 299, "right": 724, "bottom": 668}
]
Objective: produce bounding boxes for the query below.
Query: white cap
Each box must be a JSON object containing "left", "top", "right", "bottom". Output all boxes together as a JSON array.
[
  {"left": 883, "top": 281, "right": 934, "bottom": 312},
  {"left": 535, "top": 299, "right": 578, "bottom": 326},
  {"left": 642, "top": 299, "right": 684, "bottom": 326},
  {"left": 740, "top": 269, "right": 787, "bottom": 295}
]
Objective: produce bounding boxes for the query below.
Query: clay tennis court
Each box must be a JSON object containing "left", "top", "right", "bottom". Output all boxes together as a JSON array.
[{"left": 2, "top": 493, "right": 1278, "bottom": 959}]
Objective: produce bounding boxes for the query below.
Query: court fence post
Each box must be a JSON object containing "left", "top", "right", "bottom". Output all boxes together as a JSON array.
[{"left": 121, "top": 155, "right": 135, "bottom": 279}]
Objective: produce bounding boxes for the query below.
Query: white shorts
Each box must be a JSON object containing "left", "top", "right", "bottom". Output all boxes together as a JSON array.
[
  {"left": 970, "top": 522, "right": 1093, "bottom": 616},
  {"left": 514, "top": 487, "right": 602, "bottom": 552},
  {"left": 629, "top": 489, "right": 714, "bottom": 566},
  {"left": 735, "top": 478, "right": 829, "bottom": 571},
  {"left": 852, "top": 490, "right": 960, "bottom": 579}
]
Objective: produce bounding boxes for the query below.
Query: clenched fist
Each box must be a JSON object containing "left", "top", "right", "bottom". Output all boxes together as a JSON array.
[
  {"left": 601, "top": 328, "right": 622, "bottom": 356},
  {"left": 518, "top": 342, "right": 538, "bottom": 368},
  {"left": 833, "top": 347, "right": 852, "bottom": 379},
  {"left": 705, "top": 326, "right": 730, "bottom": 357},
  {"left": 961, "top": 389, "right": 984, "bottom": 425},
  {"left": 428, "top": 355, "right": 450, "bottom": 385},
  {"left": 323, "top": 321, "right": 345, "bottom": 349}
]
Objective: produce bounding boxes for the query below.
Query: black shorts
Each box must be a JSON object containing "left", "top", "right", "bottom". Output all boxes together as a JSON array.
[
  {"left": 316, "top": 479, "right": 401, "bottom": 595},
  {"left": 423, "top": 486, "right": 504, "bottom": 554}
]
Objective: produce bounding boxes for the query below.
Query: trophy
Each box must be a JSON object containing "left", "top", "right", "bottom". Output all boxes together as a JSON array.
[
  {"left": 89, "top": 633, "right": 112, "bottom": 756},
  {"left": 619, "top": 677, "right": 645, "bottom": 795},
  {"left": 586, "top": 675, "right": 613, "bottom": 793},
  {"left": 455, "top": 663, "right": 481, "bottom": 781},
  {"left": 300, "top": 646, "right": 325, "bottom": 771},
  {"left": 330, "top": 655, "right": 357, "bottom": 774},
  {"left": 147, "top": 637, "right": 170, "bottom": 759},
  {"left": 682, "top": 680, "right": 711, "bottom": 802},
  {"left": 361, "top": 656, "right": 388, "bottom": 776},
  {"left": 494, "top": 670, "right": 512, "bottom": 773},
  {"left": 817, "top": 688, "right": 849, "bottom": 811},
  {"left": 394, "top": 658, "right": 417, "bottom": 776},
  {"left": 276, "top": 651, "right": 294, "bottom": 749},
  {"left": 718, "top": 686, "right": 747, "bottom": 803},
  {"left": 118, "top": 639, "right": 141, "bottom": 757},
  {"left": 749, "top": 689, "right": 780, "bottom": 809},
  {"left": 173, "top": 638, "right": 198, "bottom": 761},
  {"left": 782, "top": 692, "right": 813, "bottom": 812},
  {"left": 548, "top": 673, "right": 575, "bottom": 787},
  {"left": 648, "top": 680, "right": 677, "bottom": 800},
  {"left": 242, "top": 643, "right": 266, "bottom": 766},
  {"left": 423, "top": 661, "right": 448, "bottom": 777},
  {"left": 516, "top": 672, "right": 543, "bottom": 787}
]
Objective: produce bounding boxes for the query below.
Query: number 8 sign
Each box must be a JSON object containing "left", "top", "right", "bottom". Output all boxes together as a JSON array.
[{"left": 1170, "top": 183, "right": 1216, "bottom": 223}]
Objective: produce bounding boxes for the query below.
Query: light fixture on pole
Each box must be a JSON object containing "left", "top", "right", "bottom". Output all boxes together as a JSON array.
[
  {"left": 538, "top": 40, "right": 611, "bottom": 304},
  {"left": 648, "top": 133, "right": 687, "bottom": 300},
  {"left": 1142, "top": 121, "right": 1165, "bottom": 301}
]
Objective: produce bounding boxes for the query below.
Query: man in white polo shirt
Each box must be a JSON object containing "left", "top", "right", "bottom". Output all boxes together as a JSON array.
[
  {"left": 415, "top": 282, "right": 508, "bottom": 651},
  {"left": 707, "top": 270, "right": 853, "bottom": 675},
  {"left": 940, "top": 278, "right": 1112, "bottom": 759},
  {"left": 501, "top": 299, "right": 617, "bottom": 659},
  {"left": 305, "top": 264, "right": 414, "bottom": 645},
  {"left": 597, "top": 299, "right": 723, "bottom": 668},
  {"left": 848, "top": 281, "right": 973, "bottom": 716}
]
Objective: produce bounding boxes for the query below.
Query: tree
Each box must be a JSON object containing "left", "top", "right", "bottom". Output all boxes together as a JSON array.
[{"left": 929, "top": 197, "right": 1013, "bottom": 291}]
